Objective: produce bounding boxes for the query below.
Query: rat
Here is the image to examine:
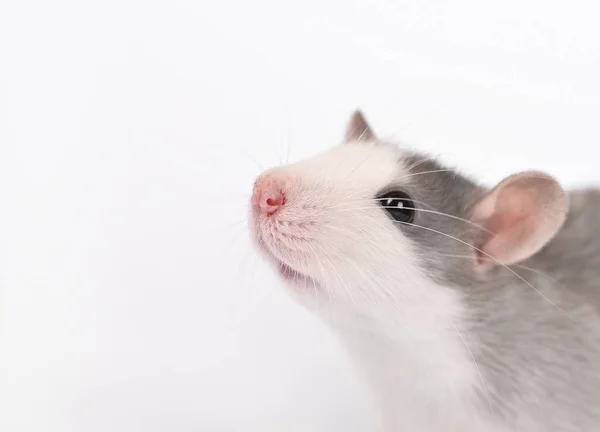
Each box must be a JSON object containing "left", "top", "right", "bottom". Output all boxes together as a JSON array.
[{"left": 247, "top": 110, "right": 600, "bottom": 432}]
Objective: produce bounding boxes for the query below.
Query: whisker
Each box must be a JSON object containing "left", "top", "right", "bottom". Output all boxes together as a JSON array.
[
  {"left": 308, "top": 263, "right": 319, "bottom": 309},
  {"left": 306, "top": 242, "right": 333, "bottom": 306},
  {"left": 344, "top": 142, "right": 381, "bottom": 181},
  {"left": 240, "top": 149, "right": 265, "bottom": 173},
  {"left": 331, "top": 205, "right": 493, "bottom": 234},
  {"left": 404, "top": 156, "right": 430, "bottom": 173},
  {"left": 390, "top": 220, "right": 574, "bottom": 321},
  {"left": 324, "top": 196, "right": 442, "bottom": 216},
  {"left": 375, "top": 196, "right": 452, "bottom": 212},
  {"left": 347, "top": 125, "right": 358, "bottom": 140},
  {"left": 314, "top": 243, "right": 358, "bottom": 307},
  {"left": 396, "top": 169, "right": 456, "bottom": 182},
  {"left": 285, "top": 132, "right": 292, "bottom": 165},
  {"left": 388, "top": 118, "right": 418, "bottom": 138},
  {"left": 512, "top": 264, "right": 561, "bottom": 283},
  {"left": 448, "top": 319, "right": 495, "bottom": 418},
  {"left": 357, "top": 126, "right": 371, "bottom": 142},
  {"left": 278, "top": 134, "right": 284, "bottom": 166},
  {"left": 222, "top": 225, "right": 251, "bottom": 256},
  {"left": 436, "top": 253, "right": 560, "bottom": 283},
  {"left": 332, "top": 134, "right": 360, "bottom": 178},
  {"left": 382, "top": 206, "right": 493, "bottom": 234}
]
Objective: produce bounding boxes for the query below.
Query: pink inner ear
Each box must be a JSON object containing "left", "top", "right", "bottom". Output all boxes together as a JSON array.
[
  {"left": 479, "top": 209, "right": 534, "bottom": 264},
  {"left": 475, "top": 177, "right": 564, "bottom": 268}
]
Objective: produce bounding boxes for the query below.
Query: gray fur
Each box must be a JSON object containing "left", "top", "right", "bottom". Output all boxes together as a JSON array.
[{"left": 396, "top": 153, "right": 600, "bottom": 430}]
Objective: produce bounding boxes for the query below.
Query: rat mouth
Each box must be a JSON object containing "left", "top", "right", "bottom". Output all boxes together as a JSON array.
[
  {"left": 256, "top": 237, "right": 318, "bottom": 288},
  {"left": 275, "top": 261, "right": 317, "bottom": 287},
  {"left": 269, "top": 254, "right": 316, "bottom": 286}
]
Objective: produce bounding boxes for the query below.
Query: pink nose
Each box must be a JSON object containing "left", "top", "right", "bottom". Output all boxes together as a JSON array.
[{"left": 252, "top": 179, "right": 286, "bottom": 215}]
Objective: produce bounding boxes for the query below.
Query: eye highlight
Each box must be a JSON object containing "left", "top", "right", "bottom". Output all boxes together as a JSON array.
[{"left": 376, "top": 190, "right": 415, "bottom": 223}]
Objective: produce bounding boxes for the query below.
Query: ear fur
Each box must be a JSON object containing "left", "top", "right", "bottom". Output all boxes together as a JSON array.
[
  {"left": 345, "top": 110, "right": 376, "bottom": 142},
  {"left": 471, "top": 171, "right": 568, "bottom": 271}
]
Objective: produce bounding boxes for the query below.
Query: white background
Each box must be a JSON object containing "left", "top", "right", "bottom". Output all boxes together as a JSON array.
[{"left": 1, "top": 1, "right": 600, "bottom": 431}]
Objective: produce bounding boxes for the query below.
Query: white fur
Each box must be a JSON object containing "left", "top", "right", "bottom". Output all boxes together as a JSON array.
[{"left": 250, "top": 142, "right": 503, "bottom": 431}]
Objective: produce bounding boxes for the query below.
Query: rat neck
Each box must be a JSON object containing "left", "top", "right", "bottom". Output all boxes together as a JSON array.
[{"left": 316, "top": 286, "right": 487, "bottom": 430}]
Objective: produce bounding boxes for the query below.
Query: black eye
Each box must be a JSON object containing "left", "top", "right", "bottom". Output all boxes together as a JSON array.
[{"left": 376, "top": 191, "right": 415, "bottom": 223}]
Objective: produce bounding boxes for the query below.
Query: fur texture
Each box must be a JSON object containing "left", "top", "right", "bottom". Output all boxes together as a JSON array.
[{"left": 248, "top": 112, "right": 600, "bottom": 431}]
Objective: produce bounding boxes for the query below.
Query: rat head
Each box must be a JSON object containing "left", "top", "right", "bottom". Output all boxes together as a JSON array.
[{"left": 248, "top": 111, "right": 569, "bottom": 312}]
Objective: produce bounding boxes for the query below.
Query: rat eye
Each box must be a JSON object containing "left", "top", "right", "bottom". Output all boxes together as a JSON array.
[{"left": 376, "top": 191, "right": 415, "bottom": 223}]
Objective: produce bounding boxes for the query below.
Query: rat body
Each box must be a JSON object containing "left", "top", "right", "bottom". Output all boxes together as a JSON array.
[{"left": 248, "top": 111, "right": 600, "bottom": 431}]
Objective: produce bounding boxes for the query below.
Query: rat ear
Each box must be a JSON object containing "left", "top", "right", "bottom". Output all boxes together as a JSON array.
[
  {"left": 345, "top": 110, "right": 376, "bottom": 142},
  {"left": 471, "top": 171, "right": 568, "bottom": 271}
]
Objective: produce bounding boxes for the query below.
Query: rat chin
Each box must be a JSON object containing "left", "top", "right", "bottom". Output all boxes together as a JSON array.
[{"left": 253, "top": 234, "right": 321, "bottom": 291}]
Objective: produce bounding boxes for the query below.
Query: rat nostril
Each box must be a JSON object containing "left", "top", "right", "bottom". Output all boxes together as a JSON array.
[
  {"left": 266, "top": 194, "right": 284, "bottom": 207},
  {"left": 252, "top": 178, "right": 286, "bottom": 216},
  {"left": 261, "top": 190, "right": 285, "bottom": 215}
]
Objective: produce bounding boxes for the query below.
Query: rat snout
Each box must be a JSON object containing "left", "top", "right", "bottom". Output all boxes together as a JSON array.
[{"left": 251, "top": 176, "right": 286, "bottom": 216}]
